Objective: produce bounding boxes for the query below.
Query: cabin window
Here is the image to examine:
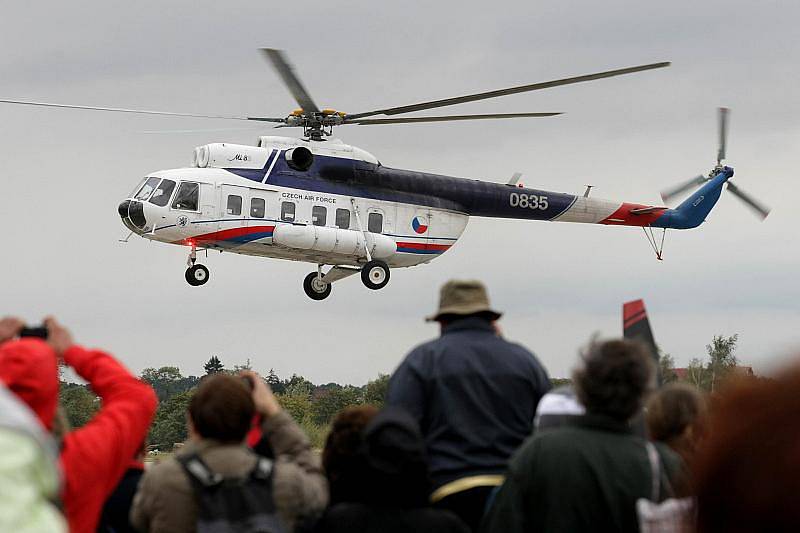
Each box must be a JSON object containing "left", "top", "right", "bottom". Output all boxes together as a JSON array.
[
  {"left": 134, "top": 177, "right": 161, "bottom": 201},
  {"left": 171, "top": 182, "right": 200, "bottom": 211},
  {"left": 227, "top": 195, "right": 242, "bottom": 216},
  {"left": 335, "top": 208, "right": 350, "bottom": 229},
  {"left": 149, "top": 179, "right": 176, "bottom": 207},
  {"left": 251, "top": 198, "right": 265, "bottom": 218},
  {"left": 312, "top": 206, "right": 327, "bottom": 226},
  {"left": 281, "top": 201, "right": 296, "bottom": 222},
  {"left": 368, "top": 212, "right": 383, "bottom": 233}
]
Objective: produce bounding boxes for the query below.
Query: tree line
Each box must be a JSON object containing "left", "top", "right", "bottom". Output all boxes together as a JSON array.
[
  {"left": 60, "top": 357, "right": 389, "bottom": 450},
  {"left": 58, "top": 334, "right": 748, "bottom": 449}
]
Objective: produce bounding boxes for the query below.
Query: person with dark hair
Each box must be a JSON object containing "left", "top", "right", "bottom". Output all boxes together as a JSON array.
[
  {"left": 315, "top": 407, "right": 469, "bottom": 533},
  {"left": 322, "top": 405, "right": 379, "bottom": 505},
  {"left": 386, "top": 280, "right": 551, "bottom": 531},
  {"left": 693, "top": 364, "right": 800, "bottom": 532},
  {"left": 646, "top": 382, "right": 707, "bottom": 465},
  {"left": 0, "top": 316, "right": 158, "bottom": 533},
  {"left": 130, "top": 372, "right": 327, "bottom": 532},
  {"left": 483, "top": 339, "right": 682, "bottom": 533}
]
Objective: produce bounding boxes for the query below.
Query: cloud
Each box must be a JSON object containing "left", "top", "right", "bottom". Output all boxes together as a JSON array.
[{"left": 1, "top": 0, "right": 797, "bottom": 384}]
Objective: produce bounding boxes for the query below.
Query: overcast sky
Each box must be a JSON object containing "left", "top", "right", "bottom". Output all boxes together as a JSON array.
[{"left": 2, "top": 0, "right": 798, "bottom": 384}]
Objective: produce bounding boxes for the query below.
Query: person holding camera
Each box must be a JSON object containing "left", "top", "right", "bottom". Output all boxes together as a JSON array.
[
  {"left": 0, "top": 316, "right": 158, "bottom": 533},
  {"left": 130, "top": 371, "right": 328, "bottom": 533}
]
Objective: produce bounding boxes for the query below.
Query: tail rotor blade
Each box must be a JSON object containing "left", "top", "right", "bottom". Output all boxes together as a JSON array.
[
  {"left": 717, "top": 107, "right": 729, "bottom": 165},
  {"left": 660, "top": 175, "right": 707, "bottom": 204},
  {"left": 726, "top": 181, "right": 770, "bottom": 220}
]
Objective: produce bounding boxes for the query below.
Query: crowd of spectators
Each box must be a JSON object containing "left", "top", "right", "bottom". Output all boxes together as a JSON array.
[{"left": 1, "top": 279, "right": 798, "bottom": 532}]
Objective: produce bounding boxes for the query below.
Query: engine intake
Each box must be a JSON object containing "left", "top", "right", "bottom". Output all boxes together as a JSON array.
[{"left": 285, "top": 147, "right": 314, "bottom": 171}]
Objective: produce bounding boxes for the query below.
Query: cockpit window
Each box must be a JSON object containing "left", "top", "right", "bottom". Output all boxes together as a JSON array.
[
  {"left": 149, "top": 179, "right": 176, "bottom": 207},
  {"left": 134, "top": 177, "right": 160, "bottom": 201},
  {"left": 172, "top": 182, "right": 200, "bottom": 211}
]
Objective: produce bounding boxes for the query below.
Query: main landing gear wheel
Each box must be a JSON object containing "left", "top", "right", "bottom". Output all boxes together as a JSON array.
[
  {"left": 303, "top": 272, "right": 332, "bottom": 300},
  {"left": 185, "top": 264, "right": 210, "bottom": 286},
  {"left": 361, "top": 260, "right": 390, "bottom": 290}
]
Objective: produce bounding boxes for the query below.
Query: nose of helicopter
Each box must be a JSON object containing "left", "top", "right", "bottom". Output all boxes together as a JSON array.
[{"left": 118, "top": 199, "right": 147, "bottom": 230}]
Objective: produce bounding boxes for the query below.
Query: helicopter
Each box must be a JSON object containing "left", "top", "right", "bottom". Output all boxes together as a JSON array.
[{"left": 0, "top": 50, "right": 770, "bottom": 300}]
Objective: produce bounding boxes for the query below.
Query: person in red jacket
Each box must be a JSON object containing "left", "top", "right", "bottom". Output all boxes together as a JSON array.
[{"left": 0, "top": 316, "right": 158, "bottom": 533}]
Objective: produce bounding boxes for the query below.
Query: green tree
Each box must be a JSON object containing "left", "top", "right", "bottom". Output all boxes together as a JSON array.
[
  {"left": 706, "top": 334, "right": 739, "bottom": 391},
  {"left": 59, "top": 383, "right": 99, "bottom": 428},
  {"left": 204, "top": 356, "right": 224, "bottom": 375},
  {"left": 266, "top": 368, "right": 285, "bottom": 394},
  {"left": 283, "top": 374, "right": 314, "bottom": 397},
  {"left": 362, "top": 374, "right": 390, "bottom": 407},
  {"left": 659, "top": 353, "right": 678, "bottom": 384},
  {"left": 685, "top": 357, "right": 709, "bottom": 391},
  {"left": 149, "top": 390, "right": 193, "bottom": 450},
  {"left": 550, "top": 378, "right": 572, "bottom": 388},
  {"left": 141, "top": 366, "right": 185, "bottom": 401},
  {"left": 233, "top": 358, "right": 253, "bottom": 372},
  {"left": 277, "top": 390, "right": 314, "bottom": 423},
  {"left": 313, "top": 386, "right": 361, "bottom": 425}
]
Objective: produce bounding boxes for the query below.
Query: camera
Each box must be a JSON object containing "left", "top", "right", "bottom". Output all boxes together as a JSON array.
[{"left": 19, "top": 324, "right": 48, "bottom": 339}]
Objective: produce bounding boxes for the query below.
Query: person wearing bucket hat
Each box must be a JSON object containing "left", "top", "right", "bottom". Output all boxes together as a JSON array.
[{"left": 386, "top": 280, "right": 551, "bottom": 531}]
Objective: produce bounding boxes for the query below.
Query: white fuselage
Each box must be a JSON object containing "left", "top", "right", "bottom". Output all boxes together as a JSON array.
[{"left": 120, "top": 137, "right": 468, "bottom": 270}]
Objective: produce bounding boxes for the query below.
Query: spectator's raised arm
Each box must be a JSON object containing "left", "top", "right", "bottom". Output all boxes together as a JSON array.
[
  {"left": 49, "top": 318, "right": 158, "bottom": 532},
  {"left": 245, "top": 370, "right": 329, "bottom": 527}
]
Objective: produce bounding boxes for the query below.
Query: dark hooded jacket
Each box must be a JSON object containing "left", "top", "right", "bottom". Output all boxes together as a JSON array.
[
  {"left": 481, "top": 414, "right": 684, "bottom": 533},
  {"left": 314, "top": 407, "right": 469, "bottom": 533}
]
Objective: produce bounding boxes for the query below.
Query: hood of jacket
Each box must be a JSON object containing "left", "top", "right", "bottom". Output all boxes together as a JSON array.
[
  {"left": 0, "top": 338, "right": 59, "bottom": 430},
  {"left": 361, "top": 406, "right": 431, "bottom": 507}
]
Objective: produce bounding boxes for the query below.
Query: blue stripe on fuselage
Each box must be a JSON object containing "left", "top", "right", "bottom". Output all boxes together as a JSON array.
[{"left": 225, "top": 154, "right": 577, "bottom": 220}]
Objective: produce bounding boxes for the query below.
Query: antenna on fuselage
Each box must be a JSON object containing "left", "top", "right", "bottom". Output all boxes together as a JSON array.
[{"left": 506, "top": 172, "right": 523, "bottom": 187}]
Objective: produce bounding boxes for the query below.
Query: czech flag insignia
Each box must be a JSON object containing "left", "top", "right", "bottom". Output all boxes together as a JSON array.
[{"left": 412, "top": 216, "right": 428, "bottom": 234}]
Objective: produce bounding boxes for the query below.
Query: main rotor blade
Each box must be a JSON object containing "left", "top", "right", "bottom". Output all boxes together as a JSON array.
[
  {"left": 141, "top": 126, "right": 266, "bottom": 134},
  {"left": 348, "top": 112, "right": 562, "bottom": 125},
  {"left": 260, "top": 48, "right": 320, "bottom": 114},
  {"left": 660, "top": 175, "right": 708, "bottom": 204},
  {"left": 726, "top": 181, "right": 770, "bottom": 219},
  {"left": 717, "top": 107, "right": 729, "bottom": 165},
  {"left": 0, "top": 98, "right": 285, "bottom": 122},
  {"left": 346, "top": 61, "right": 670, "bottom": 120}
]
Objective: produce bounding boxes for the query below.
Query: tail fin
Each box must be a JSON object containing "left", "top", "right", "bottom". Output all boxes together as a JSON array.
[
  {"left": 623, "top": 299, "right": 661, "bottom": 384},
  {"left": 659, "top": 167, "right": 733, "bottom": 229}
]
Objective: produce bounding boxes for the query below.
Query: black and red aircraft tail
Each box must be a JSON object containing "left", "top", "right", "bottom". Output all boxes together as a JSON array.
[{"left": 623, "top": 299, "right": 659, "bottom": 367}]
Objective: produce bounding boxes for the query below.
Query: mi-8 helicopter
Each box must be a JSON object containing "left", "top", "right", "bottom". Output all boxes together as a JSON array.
[{"left": 0, "top": 50, "right": 770, "bottom": 300}]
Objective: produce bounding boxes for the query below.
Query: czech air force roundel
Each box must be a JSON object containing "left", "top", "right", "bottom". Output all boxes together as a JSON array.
[{"left": 412, "top": 216, "right": 428, "bottom": 234}]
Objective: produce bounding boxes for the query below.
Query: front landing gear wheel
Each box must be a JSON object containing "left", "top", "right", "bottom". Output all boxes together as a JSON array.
[
  {"left": 185, "top": 264, "right": 210, "bottom": 286},
  {"left": 361, "top": 260, "right": 390, "bottom": 290},
  {"left": 303, "top": 272, "right": 332, "bottom": 300}
]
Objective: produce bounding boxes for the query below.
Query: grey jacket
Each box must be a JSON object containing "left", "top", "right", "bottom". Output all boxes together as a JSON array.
[{"left": 130, "top": 411, "right": 328, "bottom": 532}]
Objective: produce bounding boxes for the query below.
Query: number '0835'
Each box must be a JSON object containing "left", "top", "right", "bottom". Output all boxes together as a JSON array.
[{"left": 509, "top": 192, "right": 548, "bottom": 210}]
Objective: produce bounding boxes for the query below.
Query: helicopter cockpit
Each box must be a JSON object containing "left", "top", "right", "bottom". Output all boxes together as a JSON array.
[{"left": 119, "top": 177, "right": 200, "bottom": 233}]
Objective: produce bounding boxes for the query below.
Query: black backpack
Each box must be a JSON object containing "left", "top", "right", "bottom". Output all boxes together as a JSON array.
[{"left": 178, "top": 452, "right": 286, "bottom": 533}]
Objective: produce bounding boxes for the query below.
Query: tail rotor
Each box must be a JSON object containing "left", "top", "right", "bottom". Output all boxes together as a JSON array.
[{"left": 660, "top": 107, "right": 770, "bottom": 220}]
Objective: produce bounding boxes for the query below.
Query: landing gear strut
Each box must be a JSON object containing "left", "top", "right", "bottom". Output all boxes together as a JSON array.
[
  {"left": 361, "top": 260, "right": 390, "bottom": 290},
  {"left": 184, "top": 243, "right": 210, "bottom": 286},
  {"left": 303, "top": 271, "right": 332, "bottom": 300}
]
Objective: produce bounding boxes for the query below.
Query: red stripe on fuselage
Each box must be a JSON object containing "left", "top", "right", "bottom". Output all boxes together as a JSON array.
[
  {"left": 191, "top": 225, "right": 275, "bottom": 243},
  {"left": 395, "top": 242, "right": 452, "bottom": 252},
  {"left": 600, "top": 204, "right": 667, "bottom": 226}
]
